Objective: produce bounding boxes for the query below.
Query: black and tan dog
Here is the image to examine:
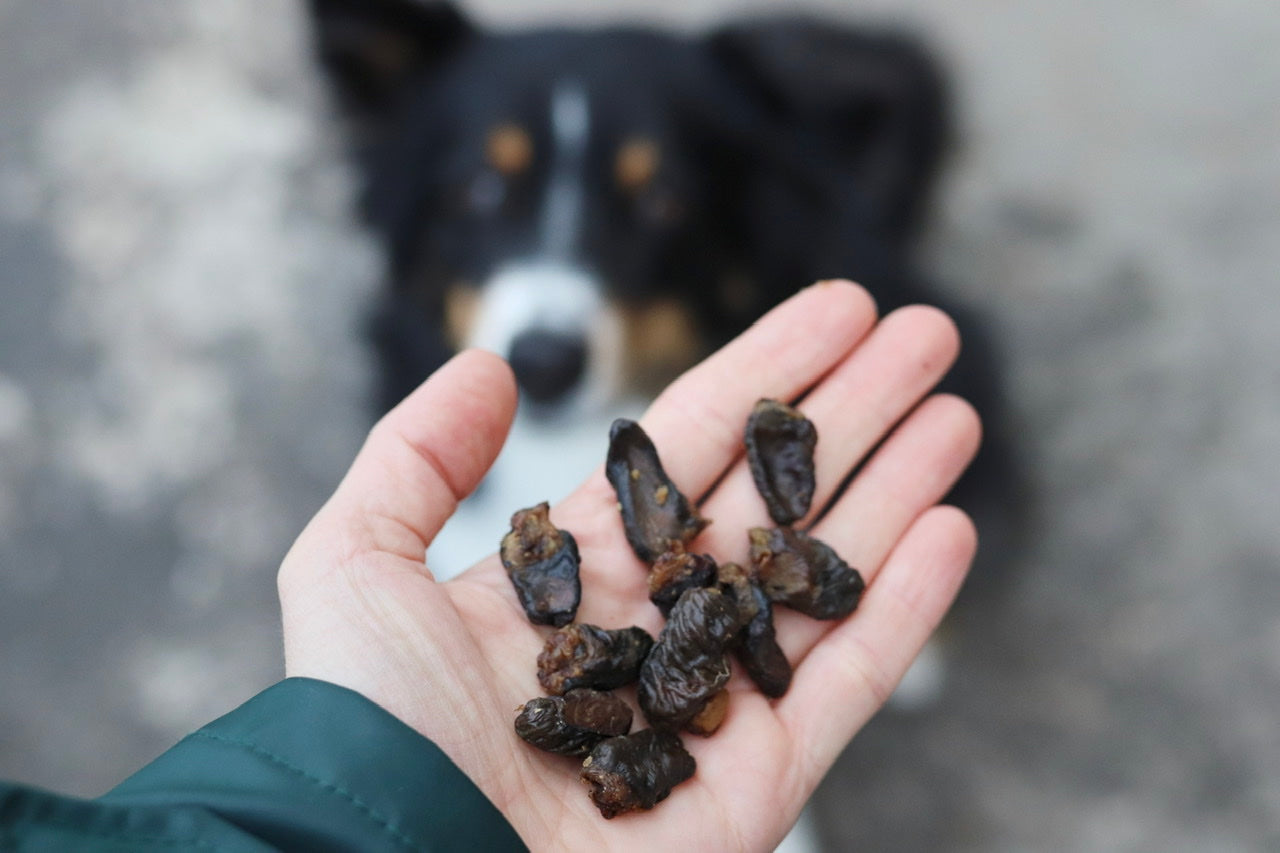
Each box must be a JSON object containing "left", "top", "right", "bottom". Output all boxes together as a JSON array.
[{"left": 307, "top": 0, "right": 1009, "bottom": 589}]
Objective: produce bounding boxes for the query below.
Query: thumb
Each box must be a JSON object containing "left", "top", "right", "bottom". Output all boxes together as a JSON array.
[{"left": 302, "top": 349, "right": 518, "bottom": 566}]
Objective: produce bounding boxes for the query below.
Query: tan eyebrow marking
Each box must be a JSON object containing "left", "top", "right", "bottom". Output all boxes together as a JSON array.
[
  {"left": 486, "top": 123, "right": 534, "bottom": 176},
  {"left": 615, "top": 137, "right": 660, "bottom": 193}
]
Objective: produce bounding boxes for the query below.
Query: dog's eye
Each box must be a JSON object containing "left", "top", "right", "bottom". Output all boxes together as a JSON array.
[{"left": 466, "top": 170, "right": 506, "bottom": 215}]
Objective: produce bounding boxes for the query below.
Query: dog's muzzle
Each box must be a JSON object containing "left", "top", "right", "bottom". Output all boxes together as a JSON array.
[
  {"left": 467, "top": 262, "right": 623, "bottom": 415},
  {"left": 508, "top": 328, "right": 588, "bottom": 403}
]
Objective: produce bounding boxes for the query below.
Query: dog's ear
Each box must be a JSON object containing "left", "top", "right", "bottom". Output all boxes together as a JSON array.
[
  {"left": 707, "top": 18, "right": 949, "bottom": 239},
  {"left": 308, "top": 0, "right": 472, "bottom": 114}
]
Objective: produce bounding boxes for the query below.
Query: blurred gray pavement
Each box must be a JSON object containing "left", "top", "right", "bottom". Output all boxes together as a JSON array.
[{"left": 1, "top": 1, "right": 1277, "bottom": 850}]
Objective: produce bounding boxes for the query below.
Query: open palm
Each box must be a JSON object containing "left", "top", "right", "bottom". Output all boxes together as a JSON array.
[{"left": 278, "top": 281, "right": 980, "bottom": 852}]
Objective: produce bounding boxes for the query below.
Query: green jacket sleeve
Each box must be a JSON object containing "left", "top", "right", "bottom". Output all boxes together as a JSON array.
[{"left": 1, "top": 678, "right": 527, "bottom": 852}]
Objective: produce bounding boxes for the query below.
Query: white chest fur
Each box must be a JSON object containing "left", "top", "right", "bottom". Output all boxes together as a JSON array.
[{"left": 426, "top": 397, "right": 646, "bottom": 579}]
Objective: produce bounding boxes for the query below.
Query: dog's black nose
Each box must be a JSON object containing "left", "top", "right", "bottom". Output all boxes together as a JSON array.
[{"left": 508, "top": 329, "right": 588, "bottom": 404}]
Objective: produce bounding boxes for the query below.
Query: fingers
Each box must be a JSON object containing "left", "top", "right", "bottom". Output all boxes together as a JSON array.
[
  {"left": 757, "top": 393, "right": 980, "bottom": 661},
  {"left": 801, "top": 306, "right": 962, "bottom": 523},
  {"left": 645, "top": 281, "right": 877, "bottom": 499},
  {"left": 696, "top": 304, "right": 962, "bottom": 551},
  {"left": 552, "top": 281, "right": 877, "bottom": 615},
  {"left": 810, "top": 393, "right": 981, "bottom": 575},
  {"left": 303, "top": 349, "right": 518, "bottom": 565},
  {"left": 779, "top": 504, "right": 978, "bottom": 766},
  {"left": 562, "top": 281, "right": 877, "bottom": 519}
]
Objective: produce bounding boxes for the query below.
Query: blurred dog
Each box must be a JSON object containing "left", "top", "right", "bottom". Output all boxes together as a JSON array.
[
  {"left": 307, "top": 0, "right": 1006, "bottom": 581},
  {"left": 307, "top": 5, "right": 1014, "bottom": 846}
]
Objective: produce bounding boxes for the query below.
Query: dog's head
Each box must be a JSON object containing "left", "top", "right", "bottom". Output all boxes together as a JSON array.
[{"left": 309, "top": 1, "right": 949, "bottom": 414}]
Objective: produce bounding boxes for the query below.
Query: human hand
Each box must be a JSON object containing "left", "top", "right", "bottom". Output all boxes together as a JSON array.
[{"left": 278, "top": 280, "right": 980, "bottom": 851}]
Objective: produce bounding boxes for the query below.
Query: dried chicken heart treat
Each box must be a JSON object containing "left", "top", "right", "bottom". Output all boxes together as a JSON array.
[
  {"left": 749, "top": 527, "right": 865, "bottom": 620},
  {"left": 515, "top": 689, "right": 633, "bottom": 757},
  {"left": 714, "top": 561, "right": 757, "bottom": 627},
  {"left": 717, "top": 561, "right": 787, "bottom": 682},
  {"left": 538, "top": 623, "right": 654, "bottom": 695},
  {"left": 606, "top": 419, "right": 708, "bottom": 563},
  {"left": 745, "top": 398, "right": 818, "bottom": 525},
  {"left": 580, "top": 729, "right": 696, "bottom": 819},
  {"left": 737, "top": 580, "right": 793, "bottom": 697},
  {"left": 638, "top": 587, "right": 739, "bottom": 729},
  {"left": 716, "top": 561, "right": 792, "bottom": 697},
  {"left": 500, "top": 502, "right": 581, "bottom": 627},
  {"left": 648, "top": 547, "right": 717, "bottom": 617}
]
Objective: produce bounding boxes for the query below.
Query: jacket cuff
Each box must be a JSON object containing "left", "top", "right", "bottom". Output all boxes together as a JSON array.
[{"left": 101, "top": 677, "right": 526, "bottom": 852}]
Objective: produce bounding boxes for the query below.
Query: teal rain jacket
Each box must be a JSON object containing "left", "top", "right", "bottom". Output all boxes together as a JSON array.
[{"left": 0, "top": 678, "right": 527, "bottom": 851}]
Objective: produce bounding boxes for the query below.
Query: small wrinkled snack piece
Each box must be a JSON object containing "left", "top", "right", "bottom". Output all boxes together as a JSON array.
[
  {"left": 736, "top": 581, "right": 792, "bottom": 697},
  {"left": 500, "top": 502, "right": 581, "bottom": 627},
  {"left": 714, "top": 561, "right": 759, "bottom": 629},
  {"left": 684, "top": 689, "right": 730, "bottom": 736},
  {"left": 745, "top": 399, "right": 818, "bottom": 525},
  {"left": 749, "top": 527, "right": 865, "bottom": 620},
  {"left": 515, "top": 689, "right": 633, "bottom": 757},
  {"left": 648, "top": 547, "right": 717, "bottom": 617},
  {"left": 638, "top": 587, "right": 739, "bottom": 729},
  {"left": 580, "top": 729, "right": 696, "bottom": 819},
  {"left": 717, "top": 561, "right": 791, "bottom": 697},
  {"left": 606, "top": 419, "right": 708, "bottom": 563},
  {"left": 538, "top": 623, "right": 655, "bottom": 695}
]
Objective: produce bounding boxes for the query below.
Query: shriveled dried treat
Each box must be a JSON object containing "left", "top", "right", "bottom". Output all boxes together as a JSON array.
[
  {"left": 515, "top": 689, "right": 633, "bottom": 757},
  {"left": 736, "top": 581, "right": 792, "bottom": 697},
  {"left": 685, "top": 689, "right": 730, "bottom": 736},
  {"left": 500, "top": 502, "right": 581, "bottom": 627},
  {"left": 605, "top": 419, "right": 708, "bottom": 563},
  {"left": 749, "top": 527, "right": 865, "bottom": 620},
  {"left": 717, "top": 561, "right": 791, "bottom": 697},
  {"left": 580, "top": 729, "right": 696, "bottom": 819},
  {"left": 538, "top": 623, "right": 655, "bottom": 695},
  {"left": 638, "top": 587, "right": 739, "bottom": 730},
  {"left": 746, "top": 398, "right": 818, "bottom": 525},
  {"left": 714, "top": 561, "right": 759, "bottom": 629},
  {"left": 559, "top": 688, "right": 633, "bottom": 737},
  {"left": 648, "top": 547, "right": 717, "bottom": 617}
]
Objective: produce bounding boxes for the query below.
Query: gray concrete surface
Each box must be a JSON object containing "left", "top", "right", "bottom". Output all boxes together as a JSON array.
[{"left": 1, "top": 1, "right": 1277, "bottom": 850}]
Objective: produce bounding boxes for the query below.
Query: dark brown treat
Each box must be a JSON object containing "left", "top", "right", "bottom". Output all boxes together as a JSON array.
[
  {"left": 580, "top": 729, "right": 697, "bottom": 819},
  {"left": 745, "top": 399, "right": 818, "bottom": 525},
  {"left": 500, "top": 502, "right": 581, "bottom": 627},
  {"left": 638, "top": 587, "right": 739, "bottom": 730},
  {"left": 605, "top": 419, "right": 708, "bottom": 563},
  {"left": 648, "top": 547, "right": 718, "bottom": 617},
  {"left": 717, "top": 561, "right": 791, "bottom": 697},
  {"left": 561, "top": 688, "right": 634, "bottom": 737},
  {"left": 515, "top": 689, "right": 634, "bottom": 757},
  {"left": 714, "top": 561, "right": 760, "bottom": 629},
  {"left": 748, "top": 527, "right": 865, "bottom": 620},
  {"left": 685, "top": 689, "right": 730, "bottom": 736},
  {"left": 736, "top": 581, "right": 792, "bottom": 697},
  {"left": 538, "top": 623, "right": 655, "bottom": 695}
]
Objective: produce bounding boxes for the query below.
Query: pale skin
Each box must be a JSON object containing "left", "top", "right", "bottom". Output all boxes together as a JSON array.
[{"left": 279, "top": 280, "right": 981, "bottom": 852}]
